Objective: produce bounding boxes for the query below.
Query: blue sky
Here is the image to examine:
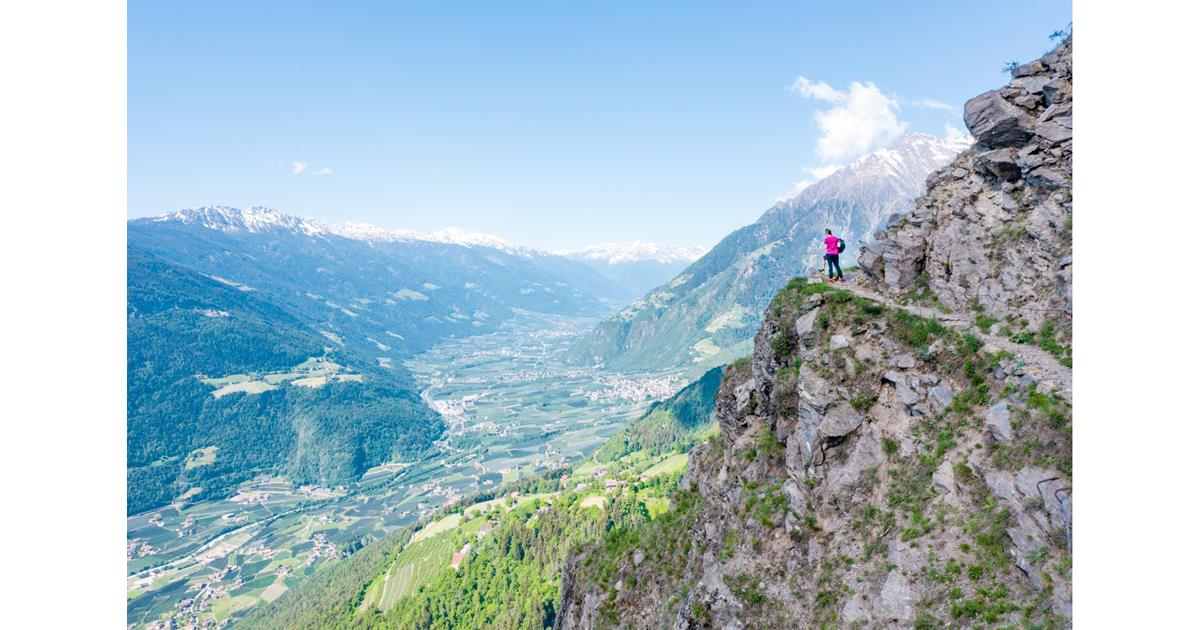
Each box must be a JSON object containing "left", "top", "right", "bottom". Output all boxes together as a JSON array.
[{"left": 129, "top": 1, "right": 1070, "bottom": 251}]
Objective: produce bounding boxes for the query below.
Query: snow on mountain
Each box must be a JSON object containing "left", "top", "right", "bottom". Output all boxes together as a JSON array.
[
  {"left": 327, "top": 222, "right": 534, "bottom": 256},
  {"left": 149, "top": 207, "right": 541, "bottom": 257},
  {"left": 155, "top": 205, "right": 327, "bottom": 236},
  {"left": 561, "top": 241, "right": 708, "bottom": 265}
]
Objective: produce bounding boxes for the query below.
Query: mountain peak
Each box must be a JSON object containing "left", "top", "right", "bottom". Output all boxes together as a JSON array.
[
  {"left": 153, "top": 205, "right": 327, "bottom": 236},
  {"left": 561, "top": 241, "right": 708, "bottom": 265}
]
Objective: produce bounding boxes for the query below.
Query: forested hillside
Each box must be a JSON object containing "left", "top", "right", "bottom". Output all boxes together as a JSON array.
[{"left": 128, "top": 251, "right": 440, "bottom": 514}]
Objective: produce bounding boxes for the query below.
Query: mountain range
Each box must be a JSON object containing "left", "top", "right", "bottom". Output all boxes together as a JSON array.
[
  {"left": 569, "top": 132, "right": 971, "bottom": 373},
  {"left": 127, "top": 207, "right": 636, "bottom": 515},
  {"left": 560, "top": 242, "right": 709, "bottom": 295}
]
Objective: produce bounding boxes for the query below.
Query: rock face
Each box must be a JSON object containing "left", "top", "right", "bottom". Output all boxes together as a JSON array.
[
  {"left": 861, "top": 37, "right": 1073, "bottom": 335},
  {"left": 556, "top": 40, "right": 1073, "bottom": 630},
  {"left": 556, "top": 278, "right": 1073, "bottom": 629}
]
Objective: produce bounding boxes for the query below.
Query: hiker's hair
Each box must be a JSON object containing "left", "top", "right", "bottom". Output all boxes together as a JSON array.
[{"left": 825, "top": 228, "right": 832, "bottom": 235}]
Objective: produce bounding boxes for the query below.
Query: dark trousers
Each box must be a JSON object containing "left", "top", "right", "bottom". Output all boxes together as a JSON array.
[{"left": 824, "top": 253, "right": 843, "bottom": 280}]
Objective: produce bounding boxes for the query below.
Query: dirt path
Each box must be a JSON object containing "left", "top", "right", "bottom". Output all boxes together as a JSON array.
[{"left": 836, "top": 277, "right": 1073, "bottom": 402}]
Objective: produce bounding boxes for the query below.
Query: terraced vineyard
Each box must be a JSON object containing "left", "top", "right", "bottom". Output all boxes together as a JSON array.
[{"left": 126, "top": 311, "right": 684, "bottom": 628}]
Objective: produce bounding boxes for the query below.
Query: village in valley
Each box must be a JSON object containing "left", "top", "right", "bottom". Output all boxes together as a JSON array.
[{"left": 128, "top": 312, "right": 684, "bottom": 629}]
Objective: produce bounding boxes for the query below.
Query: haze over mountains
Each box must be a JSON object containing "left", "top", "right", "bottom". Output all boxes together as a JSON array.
[
  {"left": 560, "top": 242, "right": 709, "bottom": 295},
  {"left": 570, "top": 132, "right": 971, "bottom": 373}
]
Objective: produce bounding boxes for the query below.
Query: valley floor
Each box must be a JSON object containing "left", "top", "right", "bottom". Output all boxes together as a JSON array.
[{"left": 126, "top": 311, "right": 685, "bottom": 629}]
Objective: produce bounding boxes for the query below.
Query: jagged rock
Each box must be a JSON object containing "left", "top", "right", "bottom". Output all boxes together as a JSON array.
[
  {"left": 1013, "top": 74, "right": 1052, "bottom": 94},
  {"left": 1012, "top": 59, "right": 1047, "bottom": 77},
  {"left": 882, "top": 370, "right": 902, "bottom": 384},
  {"left": 933, "top": 459, "right": 957, "bottom": 494},
  {"left": 964, "top": 90, "right": 1035, "bottom": 148},
  {"left": 829, "top": 335, "right": 850, "bottom": 350},
  {"left": 632, "top": 549, "right": 645, "bottom": 567},
  {"left": 895, "top": 377, "right": 919, "bottom": 409},
  {"left": 794, "top": 308, "right": 820, "bottom": 347},
  {"left": 893, "top": 353, "right": 915, "bottom": 369},
  {"left": 927, "top": 384, "right": 954, "bottom": 413},
  {"left": 1035, "top": 120, "right": 1072, "bottom": 144},
  {"left": 877, "top": 571, "right": 916, "bottom": 625},
  {"left": 818, "top": 403, "right": 863, "bottom": 439},
  {"left": 986, "top": 401, "right": 1013, "bottom": 444},
  {"left": 974, "top": 147, "right": 1022, "bottom": 181},
  {"left": 1042, "top": 77, "right": 1071, "bottom": 104}
]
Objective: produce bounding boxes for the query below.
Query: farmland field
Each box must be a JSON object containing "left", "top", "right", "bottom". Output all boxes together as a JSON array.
[{"left": 127, "top": 311, "right": 684, "bottom": 628}]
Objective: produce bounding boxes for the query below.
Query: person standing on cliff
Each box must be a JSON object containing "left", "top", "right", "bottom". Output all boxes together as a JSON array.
[{"left": 823, "top": 228, "right": 845, "bottom": 283}]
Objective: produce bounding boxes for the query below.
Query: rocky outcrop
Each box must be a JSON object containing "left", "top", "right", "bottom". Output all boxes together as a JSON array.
[
  {"left": 861, "top": 37, "right": 1073, "bottom": 335},
  {"left": 557, "top": 279, "right": 1072, "bottom": 629},
  {"left": 557, "top": 40, "right": 1073, "bottom": 630}
]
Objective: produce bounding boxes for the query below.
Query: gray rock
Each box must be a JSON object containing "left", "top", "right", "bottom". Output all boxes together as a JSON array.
[
  {"left": 1012, "top": 74, "right": 1052, "bottom": 94},
  {"left": 1042, "top": 77, "right": 1071, "bottom": 104},
  {"left": 927, "top": 384, "right": 953, "bottom": 413},
  {"left": 882, "top": 370, "right": 902, "bottom": 384},
  {"left": 1034, "top": 120, "right": 1072, "bottom": 144},
  {"left": 986, "top": 401, "right": 1014, "bottom": 444},
  {"left": 818, "top": 403, "right": 863, "bottom": 439},
  {"left": 964, "top": 90, "right": 1035, "bottom": 148},
  {"left": 894, "top": 353, "right": 915, "bottom": 369},
  {"left": 1012, "top": 59, "right": 1048, "bottom": 77},
  {"left": 829, "top": 335, "right": 850, "bottom": 351},
  {"left": 877, "top": 571, "right": 916, "bottom": 624},
  {"left": 633, "top": 549, "right": 645, "bottom": 566},
  {"left": 932, "top": 459, "right": 957, "bottom": 494},
  {"left": 1059, "top": 256, "right": 1072, "bottom": 268},
  {"left": 1028, "top": 165, "right": 1068, "bottom": 188},
  {"left": 795, "top": 308, "right": 820, "bottom": 346},
  {"left": 974, "top": 147, "right": 1022, "bottom": 181},
  {"left": 896, "top": 378, "right": 919, "bottom": 409}
]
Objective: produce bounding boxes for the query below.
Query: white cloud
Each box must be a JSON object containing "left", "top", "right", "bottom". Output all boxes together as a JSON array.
[
  {"left": 313, "top": 167, "right": 333, "bottom": 176},
  {"left": 789, "top": 76, "right": 842, "bottom": 103},
  {"left": 910, "top": 98, "right": 956, "bottom": 112},
  {"left": 790, "top": 76, "right": 907, "bottom": 164},
  {"left": 290, "top": 161, "right": 308, "bottom": 174},
  {"left": 943, "top": 122, "right": 972, "bottom": 144}
]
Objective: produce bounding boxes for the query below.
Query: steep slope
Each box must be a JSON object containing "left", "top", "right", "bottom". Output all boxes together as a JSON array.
[
  {"left": 127, "top": 252, "right": 441, "bottom": 514},
  {"left": 861, "top": 38, "right": 1072, "bottom": 340},
  {"left": 557, "top": 40, "right": 1072, "bottom": 630},
  {"left": 571, "top": 133, "right": 969, "bottom": 373},
  {"left": 563, "top": 242, "right": 708, "bottom": 296}
]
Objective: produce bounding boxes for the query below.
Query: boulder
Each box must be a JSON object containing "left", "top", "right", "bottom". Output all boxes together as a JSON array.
[
  {"left": 986, "top": 401, "right": 1014, "bottom": 444},
  {"left": 964, "top": 90, "right": 1035, "bottom": 148},
  {"left": 818, "top": 403, "right": 863, "bottom": 439},
  {"left": 1012, "top": 59, "right": 1048, "bottom": 77},
  {"left": 974, "top": 147, "right": 1022, "bottom": 181},
  {"left": 795, "top": 308, "right": 821, "bottom": 347},
  {"left": 1012, "top": 74, "right": 1052, "bottom": 94},
  {"left": 893, "top": 353, "right": 915, "bottom": 369},
  {"left": 877, "top": 571, "right": 916, "bottom": 624},
  {"left": 1035, "top": 120, "right": 1072, "bottom": 144},
  {"left": 1042, "top": 78, "right": 1072, "bottom": 104},
  {"left": 927, "top": 384, "right": 954, "bottom": 413},
  {"left": 829, "top": 335, "right": 850, "bottom": 351}
]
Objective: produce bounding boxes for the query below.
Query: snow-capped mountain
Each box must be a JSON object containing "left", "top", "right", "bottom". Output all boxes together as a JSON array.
[
  {"left": 562, "top": 242, "right": 707, "bottom": 266},
  {"left": 155, "top": 205, "right": 327, "bottom": 236},
  {"left": 560, "top": 242, "right": 709, "bottom": 295},
  {"left": 328, "top": 222, "right": 535, "bottom": 257},
  {"left": 154, "top": 206, "right": 539, "bottom": 256},
  {"left": 572, "top": 132, "right": 971, "bottom": 372}
]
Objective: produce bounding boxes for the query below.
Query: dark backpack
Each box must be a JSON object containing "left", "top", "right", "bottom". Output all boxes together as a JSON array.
[{"left": 837, "top": 238, "right": 846, "bottom": 254}]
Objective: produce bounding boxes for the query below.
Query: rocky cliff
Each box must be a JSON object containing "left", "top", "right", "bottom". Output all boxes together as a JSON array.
[
  {"left": 861, "top": 38, "right": 1072, "bottom": 338},
  {"left": 556, "top": 40, "right": 1072, "bottom": 630}
]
